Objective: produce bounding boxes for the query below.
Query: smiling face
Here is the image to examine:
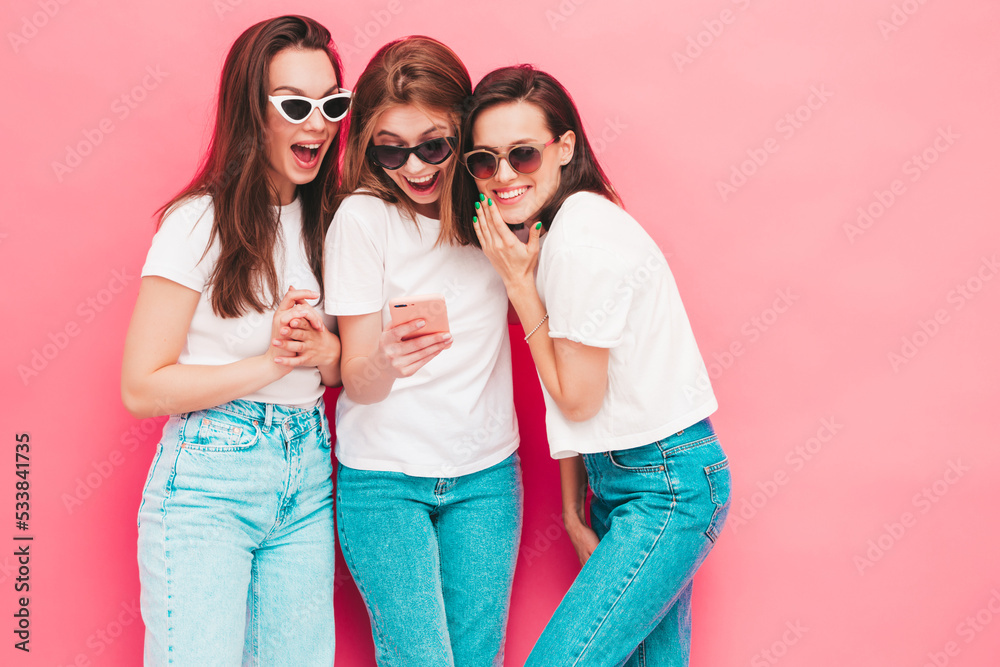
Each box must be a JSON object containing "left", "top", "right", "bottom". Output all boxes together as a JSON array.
[
  {"left": 264, "top": 47, "right": 341, "bottom": 205},
  {"left": 371, "top": 104, "right": 455, "bottom": 218},
  {"left": 470, "top": 101, "right": 575, "bottom": 225}
]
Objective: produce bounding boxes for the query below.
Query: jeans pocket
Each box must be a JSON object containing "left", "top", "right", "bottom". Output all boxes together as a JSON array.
[
  {"left": 136, "top": 443, "right": 164, "bottom": 528},
  {"left": 703, "top": 458, "right": 732, "bottom": 542},
  {"left": 183, "top": 413, "right": 260, "bottom": 452},
  {"left": 607, "top": 442, "right": 666, "bottom": 473}
]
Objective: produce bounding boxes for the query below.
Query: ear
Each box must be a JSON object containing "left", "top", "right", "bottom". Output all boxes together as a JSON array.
[{"left": 558, "top": 130, "right": 576, "bottom": 166}]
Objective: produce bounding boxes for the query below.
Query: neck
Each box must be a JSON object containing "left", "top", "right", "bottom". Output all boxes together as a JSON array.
[{"left": 413, "top": 201, "right": 440, "bottom": 219}]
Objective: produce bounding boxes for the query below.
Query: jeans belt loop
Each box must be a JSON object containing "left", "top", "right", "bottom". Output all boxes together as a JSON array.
[{"left": 264, "top": 403, "right": 274, "bottom": 430}]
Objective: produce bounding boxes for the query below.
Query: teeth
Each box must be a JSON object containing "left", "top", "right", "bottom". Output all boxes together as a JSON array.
[
  {"left": 496, "top": 187, "right": 528, "bottom": 200},
  {"left": 295, "top": 143, "right": 321, "bottom": 149},
  {"left": 406, "top": 174, "right": 435, "bottom": 184}
]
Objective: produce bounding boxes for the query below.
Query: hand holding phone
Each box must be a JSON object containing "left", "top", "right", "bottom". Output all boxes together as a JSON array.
[{"left": 388, "top": 294, "right": 450, "bottom": 341}]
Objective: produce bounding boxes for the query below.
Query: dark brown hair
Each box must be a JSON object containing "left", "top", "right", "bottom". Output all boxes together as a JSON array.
[
  {"left": 159, "top": 15, "right": 344, "bottom": 317},
  {"left": 459, "top": 64, "right": 621, "bottom": 238},
  {"left": 338, "top": 36, "right": 475, "bottom": 246}
]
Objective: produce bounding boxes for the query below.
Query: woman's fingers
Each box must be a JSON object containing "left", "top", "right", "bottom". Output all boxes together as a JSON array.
[
  {"left": 387, "top": 318, "right": 427, "bottom": 342},
  {"left": 277, "top": 286, "right": 319, "bottom": 312},
  {"left": 474, "top": 195, "right": 491, "bottom": 246},
  {"left": 395, "top": 338, "right": 453, "bottom": 376}
]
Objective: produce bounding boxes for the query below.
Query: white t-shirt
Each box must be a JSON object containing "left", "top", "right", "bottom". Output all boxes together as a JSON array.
[
  {"left": 536, "top": 191, "right": 718, "bottom": 458},
  {"left": 141, "top": 194, "right": 332, "bottom": 408},
  {"left": 325, "top": 193, "right": 519, "bottom": 477}
]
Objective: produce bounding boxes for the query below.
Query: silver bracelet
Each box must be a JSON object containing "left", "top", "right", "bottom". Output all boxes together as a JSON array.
[{"left": 524, "top": 313, "right": 548, "bottom": 341}]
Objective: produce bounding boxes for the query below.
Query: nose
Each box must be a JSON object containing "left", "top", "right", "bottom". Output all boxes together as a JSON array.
[
  {"left": 302, "top": 106, "right": 326, "bottom": 132},
  {"left": 494, "top": 156, "right": 517, "bottom": 183},
  {"left": 403, "top": 151, "right": 424, "bottom": 173}
]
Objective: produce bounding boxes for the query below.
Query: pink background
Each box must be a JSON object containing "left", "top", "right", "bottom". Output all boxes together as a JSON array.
[{"left": 3, "top": 0, "right": 999, "bottom": 665}]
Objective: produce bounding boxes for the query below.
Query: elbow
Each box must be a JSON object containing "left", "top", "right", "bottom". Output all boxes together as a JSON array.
[
  {"left": 121, "top": 388, "right": 150, "bottom": 419},
  {"left": 121, "top": 381, "right": 164, "bottom": 419},
  {"left": 560, "top": 399, "right": 602, "bottom": 423}
]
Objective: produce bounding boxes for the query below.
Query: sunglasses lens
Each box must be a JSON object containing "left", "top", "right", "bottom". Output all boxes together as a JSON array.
[
  {"left": 466, "top": 152, "right": 497, "bottom": 179},
  {"left": 416, "top": 138, "right": 453, "bottom": 164},
  {"left": 509, "top": 145, "right": 543, "bottom": 174},
  {"left": 369, "top": 146, "right": 407, "bottom": 169},
  {"left": 323, "top": 97, "right": 350, "bottom": 120},
  {"left": 279, "top": 99, "right": 312, "bottom": 121}
]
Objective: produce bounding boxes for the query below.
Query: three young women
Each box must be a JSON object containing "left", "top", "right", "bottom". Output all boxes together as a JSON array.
[
  {"left": 464, "top": 64, "right": 731, "bottom": 666},
  {"left": 122, "top": 15, "right": 345, "bottom": 664}
]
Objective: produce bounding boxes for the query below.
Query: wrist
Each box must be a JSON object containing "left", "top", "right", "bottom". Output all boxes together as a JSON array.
[{"left": 562, "top": 506, "right": 586, "bottom": 528}]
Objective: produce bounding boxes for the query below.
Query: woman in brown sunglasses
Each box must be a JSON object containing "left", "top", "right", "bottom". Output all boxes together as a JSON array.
[{"left": 464, "top": 64, "right": 730, "bottom": 667}]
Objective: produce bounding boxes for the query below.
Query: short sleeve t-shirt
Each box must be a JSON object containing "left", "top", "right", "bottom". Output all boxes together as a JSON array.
[
  {"left": 141, "top": 195, "right": 332, "bottom": 408},
  {"left": 325, "top": 194, "right": 519, "bottom": 477},
  {"left": 536, "top": 191, "right": 718, "bottom": 458}
]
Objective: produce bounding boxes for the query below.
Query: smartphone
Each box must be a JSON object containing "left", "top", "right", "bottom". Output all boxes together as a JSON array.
[{"left": 388, "top": 294, "right": 450, "bottom": 341}]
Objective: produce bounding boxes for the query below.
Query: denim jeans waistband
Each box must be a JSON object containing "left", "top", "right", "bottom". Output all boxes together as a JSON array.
[{"left": 185, "top": 397, "right": 327, "bottom": 435}]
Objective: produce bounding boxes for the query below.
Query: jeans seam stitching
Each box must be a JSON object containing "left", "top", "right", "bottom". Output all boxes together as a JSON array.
[
  {"left": 336, "top": 472, "right": 392, "bottom": 660},
  {"left": 660, "top": 434, "right": 719, "bottom": 456},
  {"left": 572, "top": 478, "right": 677, "bottom": 665}
]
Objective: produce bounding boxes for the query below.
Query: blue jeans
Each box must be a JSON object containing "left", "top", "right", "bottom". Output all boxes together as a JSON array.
[
  {"left": 336, "top": 453, "right": 523, "bottom": 666},
  {"left": 526, "top": 418, "right": 731, "bottom": 667},
  {"left": 137, "top": 398, "right": 336, "bottom": 666}
]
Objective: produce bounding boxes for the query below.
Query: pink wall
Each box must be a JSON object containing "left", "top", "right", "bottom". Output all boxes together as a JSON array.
[{"left": 3, "top": 0, "right": 999, "bottom": 664}]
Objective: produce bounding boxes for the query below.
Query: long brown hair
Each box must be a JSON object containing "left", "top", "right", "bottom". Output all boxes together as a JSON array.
[
  {"left": 338, "top": 36, "right": 475, "bottom": 246},
  {"left": 460, "top": 65, "right": 621, "bottom": 238},
  {"left": 159, "top": 15, "right": 344, "bottom": 317}
]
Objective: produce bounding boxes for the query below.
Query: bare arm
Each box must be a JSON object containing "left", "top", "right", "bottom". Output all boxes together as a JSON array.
[
  {"left": 120, "top": 276, "right": 310, "bottom": 418},
  {"left": 475, "top": 198, "right": 609, "bottom": 422},
  {"left": 560, "top": 455, "right": 600, "bottom": 565},
  {"left": 338, "top": 311, "right": 453, "bottom": 405}
]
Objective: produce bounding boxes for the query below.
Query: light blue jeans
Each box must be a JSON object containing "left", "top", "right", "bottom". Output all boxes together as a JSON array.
[
  {"left": 336, "top": 453, "right": 523, "bottom": 666},
  {"left": 526, "top": 418, "right": 731, "bottom": 667},
  {"left": 137, "top": 398, "right": 336, "bottom": 666}
]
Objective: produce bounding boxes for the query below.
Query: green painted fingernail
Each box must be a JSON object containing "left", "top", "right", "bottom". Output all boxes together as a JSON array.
[
  {"left": 475, "top": 201, "right": 481, "bottom": 210},
  {"left": 487, "top": 198, "right": 493, "bottom": 206},
  {"left": 536, "top": 222, "right": 542, "bottom": 230},
  {"left": 479, "top": 193, "right": 486, "bottom": 201},
  {"left": 473, "top": 216, "right": 479, "bottom": 223}
]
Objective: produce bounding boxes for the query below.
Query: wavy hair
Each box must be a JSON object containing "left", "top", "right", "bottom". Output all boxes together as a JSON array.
[
  {"left": 338, "top": 36, "right": 475, "bottom": 246},
  {"left": 158, "top": 15, "right": 344, "bottom": 316}
]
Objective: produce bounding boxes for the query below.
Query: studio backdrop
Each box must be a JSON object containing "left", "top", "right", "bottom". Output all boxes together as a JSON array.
[{"left": 3, "top": 0, "right": 999, "bottom": 665}]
